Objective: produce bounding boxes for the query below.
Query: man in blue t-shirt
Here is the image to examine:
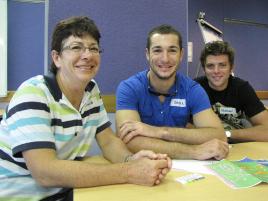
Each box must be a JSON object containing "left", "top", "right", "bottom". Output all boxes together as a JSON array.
[
  {"left": 116, "top": 24, "right": 229, "bottom": 160},
  {"left": 195, "top": 41, "right": 268, "bottom": 143}
]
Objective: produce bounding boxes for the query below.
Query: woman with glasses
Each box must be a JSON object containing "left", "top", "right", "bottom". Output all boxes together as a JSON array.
[{"left": 0, "top": 16, "right": 171, "bottom": 201}]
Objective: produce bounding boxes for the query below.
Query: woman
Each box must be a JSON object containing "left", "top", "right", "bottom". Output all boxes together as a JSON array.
[{"left": 0, "top": 16, "right": 170, "bottom": 201}]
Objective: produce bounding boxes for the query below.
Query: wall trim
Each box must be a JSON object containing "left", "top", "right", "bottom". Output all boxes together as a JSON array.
[
  {"left": 1, "top": 90, "right": 268, "bottom": 115},
  {"left": 0, "top": 91, "right": 116, "bottom": 113},
  {"left": 102, "top": 95, "right": 116, "bottom": 113},
  {"left": 256, "top": 91, "right": 268, "bottom": 100}
]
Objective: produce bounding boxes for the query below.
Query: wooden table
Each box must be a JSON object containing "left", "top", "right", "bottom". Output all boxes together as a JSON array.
[{"left": 74, "top": 142, "right": 268, "bottom": 201}]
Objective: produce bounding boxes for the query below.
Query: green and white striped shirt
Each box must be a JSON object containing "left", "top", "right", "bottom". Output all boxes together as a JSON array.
[{"left": 0, "top": 72, "right": 111, "bottom": 200}]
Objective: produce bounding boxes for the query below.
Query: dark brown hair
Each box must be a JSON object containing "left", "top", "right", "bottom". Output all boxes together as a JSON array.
[{"left": 50, "top": 16, "right": 101, "bottom": 74}]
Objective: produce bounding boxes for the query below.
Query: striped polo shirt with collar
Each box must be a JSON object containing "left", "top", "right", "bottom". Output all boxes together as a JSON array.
[{"left": 0, "top": 72, "right": 111, "bottom": 200}]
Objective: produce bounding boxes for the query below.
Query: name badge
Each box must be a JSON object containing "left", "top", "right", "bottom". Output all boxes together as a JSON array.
[
  {"left": 170, "top": 99, "right": 186, "bottom": 107},
  {"left": 219, "top": 107, "right": 236, "bottom": 115}
]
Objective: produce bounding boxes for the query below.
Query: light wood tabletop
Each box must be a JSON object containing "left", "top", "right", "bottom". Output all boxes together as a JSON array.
[{"left": 74, "top": 142, "right": 268, "bottom": 201}]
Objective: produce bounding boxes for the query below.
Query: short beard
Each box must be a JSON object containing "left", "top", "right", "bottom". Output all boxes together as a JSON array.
[{"left": 150, "top": 66, "right": 177, "bottom": 80}]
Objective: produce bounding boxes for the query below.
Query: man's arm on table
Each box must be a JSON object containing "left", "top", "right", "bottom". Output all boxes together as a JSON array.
[
  {"left": 229, "top": 110, "right": 268, "bottom": 142},
  {"left": 116, "top": 110, "right": 228, "bottom": 160},
  {"left": 164, "top": 108, "right": 227, "bottom": 144}
]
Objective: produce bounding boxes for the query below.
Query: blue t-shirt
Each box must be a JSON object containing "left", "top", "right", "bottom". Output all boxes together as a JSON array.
[{"left": 116, "top": 70, "right": 211, "bottom": 127}]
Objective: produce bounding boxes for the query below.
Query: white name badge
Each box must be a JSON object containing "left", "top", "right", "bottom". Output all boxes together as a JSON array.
[
  {"left": 170, "top": 99, "right": 186, "bottom": 107},
  {"left": 219, "top": 107, "right": 236, "bottom": 115}
]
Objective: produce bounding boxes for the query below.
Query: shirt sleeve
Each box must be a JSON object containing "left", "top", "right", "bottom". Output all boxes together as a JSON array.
[
  {"left": 5, "top": 84, "right": 55, "bottom": 157},
  {"left": 116, "top": 80, "right": 139, "bottom": 111},
  {"left": 89, "top": 82, "right": 112, "bottom": 134},
  {"left": 238, "top": 82, "right": 265, "bottom": 118},
  {"left": 188, "top": 83, "right": 211, "bottom": 115},
  {"left": 95, "top": 98, "right": 112, "bottom": 134}
]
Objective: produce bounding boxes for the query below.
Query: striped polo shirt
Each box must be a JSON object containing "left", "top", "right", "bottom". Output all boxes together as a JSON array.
[{"left": 0, "top": 72, "right": 111, "bottom": 200}]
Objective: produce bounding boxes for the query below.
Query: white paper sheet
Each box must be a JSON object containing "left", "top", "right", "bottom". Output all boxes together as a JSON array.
[{"left": 172, "top": 160, "right": 216, "bottom": 175}]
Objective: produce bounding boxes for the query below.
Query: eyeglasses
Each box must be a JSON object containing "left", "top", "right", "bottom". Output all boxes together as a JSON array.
[{"left": 61, "top": 43, "right": 103, "bottom": 55}]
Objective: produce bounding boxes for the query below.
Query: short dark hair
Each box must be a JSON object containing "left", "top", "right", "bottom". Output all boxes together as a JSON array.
[
  {"left": 146, "top": 24, "right": 183, "bottom": 50},
  {"left": 50, "top": 16, "right": 101, "bottom": 74},
  {"left": 200, "top": 41, "right": 235, "bottom": 68}
]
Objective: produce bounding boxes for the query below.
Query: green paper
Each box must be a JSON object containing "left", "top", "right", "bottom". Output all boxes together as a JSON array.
[
  {"left": 208, "top": 159, "right": 268, "bottom": 188},
  {"left": 234, "top": 161, "right": 268, "bottom": 182}
]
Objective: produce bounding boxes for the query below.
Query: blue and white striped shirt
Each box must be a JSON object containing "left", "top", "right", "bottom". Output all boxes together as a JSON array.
[{"left": 0, "top": 73, "right": 111, "bottom": 200}]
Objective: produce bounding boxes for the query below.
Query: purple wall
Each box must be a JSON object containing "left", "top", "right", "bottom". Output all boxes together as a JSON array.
[
  {"left": 223, "top": 0, "right": 268, "bottom": 90},
  {"left": 48, "top": 0, "right": 188, "bottom": 94},
  {"left": 8, "top": 1, "right": 45, "bottom": 90},
  {"left": 7, "top": 0, "right": 268, "bottom": 92}
]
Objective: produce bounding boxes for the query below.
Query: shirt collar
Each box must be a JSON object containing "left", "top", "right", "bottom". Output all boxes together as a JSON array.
[
  {"left": 44, "top": 71, "right": 96, "bottom": 101},
  {"left": 147, "top": 71, "right": 178, "bottom": 97}
]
